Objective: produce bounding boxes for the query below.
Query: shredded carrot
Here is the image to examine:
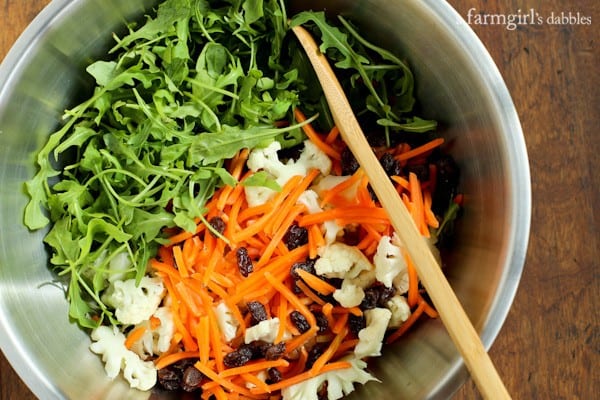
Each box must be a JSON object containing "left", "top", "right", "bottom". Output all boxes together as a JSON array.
[
  {"left": 155, "top": 351, "right": 200, "bottom": 370},
  {"left": 395, "top": 137, "right": 445, "bottom": 161},
  {"left": 386, "top": 300, "right": 427, "bottom": 344},
  {"left": 146, "top": 116, "right": 450, "bottom": 398},
  {"left": 296, "top": 269, "right": 336, "bottom": 296},
  {"left": 124, "top": 325, "right": 147, "bottom": 350},
  {"left": 294, "top": 108, "right": 341, "bottom": 161},
  {"left": 405, "top": 251, "right": 420, "bottom": 308},
  {"left": 258, "top": 361, "right": 352, "bottom": 393},
  {"left": 309, "top": 326, "right": 347, "bottom": 375}
]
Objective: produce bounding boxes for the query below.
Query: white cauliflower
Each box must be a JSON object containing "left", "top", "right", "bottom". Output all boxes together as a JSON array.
[
  {"left": 214, "top": 302, "right": 239, "bottom": 343},
  {"left": 315, "top": 243, "right": 372, "bottom": 279},
  {"left": 244, "top": 317, "right": 281, "bottom": 344},
  {"left": 130, "top": 306, "right": 175, "bottom": 359},
  {"left": 354, "top": 308, "right": 392, "bottom": 359},
  {"left": 90, "top": 325, "right": 157, "bottom": 391},
  {"left": 105, "top": 276, "right": 165, "bottom": 325},
  {"left": 313, "top": 174, "right": 359, "bottom": 202},
  {"left": 373, "top": 235, "right": 407, "bottom": 287},
  {"left": 281, "top": 356, "right": 379, "bottom": 400},
  {"left": 107, "top": 251, "right": 133, "bottom": 283},
  {"left": 244, "top": 140, "right": 332, "bottom": 207},
  {"left": 332, "top": 268, "right": 377, "bottom": 308},
  {"left": 386, "top": 295, "right": 411, "bottom": 328},
  {"left": 333, "top": 279, "right": 365, "bottom": 308},
  {"left": 297, "top": 190, "right": 343, "bottom": 244}
]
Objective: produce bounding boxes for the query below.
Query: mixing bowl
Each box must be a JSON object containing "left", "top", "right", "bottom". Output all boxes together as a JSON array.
[{"left": 0, "top": 0, "right": 531, "bottom": 399}]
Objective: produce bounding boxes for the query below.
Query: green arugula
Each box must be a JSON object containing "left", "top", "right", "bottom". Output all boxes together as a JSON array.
[{"left": 24, "top": 0, "right": 439, "bottom": 329}]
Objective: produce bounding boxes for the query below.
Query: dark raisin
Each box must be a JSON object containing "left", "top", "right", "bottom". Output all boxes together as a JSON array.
[
  {"left": 317, "top": 381, "right": 329, "bottom": 400},
  {"left": 380, "top": 152, "right": 402, "bottom": 176},
  {"left": 236, "top": 247, "right": 253, "bottom": 277},
  {"left": 405, "top": 163, "right": 430, "bottom": 182},
  {"left": 267, "top": 367, "right": 283, "bottom": 383},
  {"left": 360, "top": 287, "right": 380, "bottom": 310},
  {"left": 157, "top": 367, "right": 180, "bottom": 391},
  {"left": 341, "top": 146, "right": 360, "bottom": 175},
  {"left": 223, "top": 346, "right": 253, "bottom": 368},
  {"left": 246, "top": 301, "right": 267, "bottom": 325},
  {"left": 348, "top": 313, "right": 366, "bottom": 336},
  {"left": 432, "top": 154, "right": 460, "bottom": 215},
  {"left": 208, "top": 216, "right": 226, "bottom": 236},
  {"left": 314, "top": 311, "right": 329, "bottom": 334},
  {"left": 290, "top": 310, "right": 310, "bottom": 333},
  {"left": 244, "top": 341, "right": 270, "bottom": 359},
  {"left": 284, "top": 223, "right": 309, "bottom": 250},
  {"left": 264, "top": 342, "right": 286, "bottom": 360},
  {"left": 181, "top": 366, "right": 203, "bottom": 392},
  {"left": 306, "top": 343, "right": 327, "bottom": 369},
  {"left": 290, "top": 259, "right": 316, "bottom": 279},
  {"left": 377, "top": 286, "right": 396, "bottom": 307}
]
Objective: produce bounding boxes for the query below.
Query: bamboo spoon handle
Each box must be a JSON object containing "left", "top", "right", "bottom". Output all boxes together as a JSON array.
[{"left": 291, "top": 24, "right": 511, "bottom": 400}]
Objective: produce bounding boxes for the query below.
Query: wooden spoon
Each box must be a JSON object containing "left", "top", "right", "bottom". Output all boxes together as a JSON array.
[{"left": 292, "top": 24, "right": 511, "bottom": 400}]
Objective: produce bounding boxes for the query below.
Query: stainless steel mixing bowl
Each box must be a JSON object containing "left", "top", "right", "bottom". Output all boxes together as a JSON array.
[{"left": 0, "top": 0, "right": 531, "bottom": 399}]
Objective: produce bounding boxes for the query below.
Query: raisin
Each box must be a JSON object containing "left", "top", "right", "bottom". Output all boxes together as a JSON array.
[
  {"left": 405, "top": 163, "right": 430, "bottom": 182},
  {"left": 314, "top": 311, "right": 329, "bottom": 334},
  {"left": 244, "top": 341, "right": 270, "bottom": 359},
  {"left": 360, "top": 287, "right": 380, "bottom": 310},
  {"left": 236, "top": 247, "right": 253, "bottom": 277},
  {"left": 348, "top": 313, "right": 366, "bottom": 336},
  {"left": 290, "top": 310, "right": 310, "bottom": 333},
  {"left": 223, "top": 346, "right": 253, "bottom": 368},
  {"left": 157, "top": 367, "right": 180, "bottom": 391},
  {"left": 317, "top": 381, "right": 329, "bottom": 400},
  {"left": 208, "top": 216, "right": 226, "bottom": 236},
  {"left": 432, "top": 154, "right": 460, "bottom": 215},
  {"left": 157, "top": 358, "right": 199, "bottom": 391},
  {"left": 246, "top": 301, "right": 267, "bottom": 325},
  {"left": 284, "top": 223, "right": 309, "bottom": 250},
  {"left": 377, "top": 286, "right": 396, "bottom": 307},
  {"left": 380, "top": 152, "right": 402, "bottom": 176},
  {"left": 306, "top": 343, "right": 327, "bottom": 369},
  {"left": 181, "top": 366, "right": 203, "bottom": 392},
  {"left": 341, "top": 146, "right": 360, "bottom": 175},
  {"left": 264, "top": 342, "right": 286, "bottom": 360},
  {"left": 267, "top": 368, "right": 283, "bottom": 383},
  {"left": 290, "top": 259, "right": 316, "bottom": 279}
]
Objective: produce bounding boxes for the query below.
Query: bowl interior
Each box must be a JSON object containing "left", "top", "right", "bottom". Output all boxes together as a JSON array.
[{"left": 0, "top": 0, "right": 530, "bottom": 399}]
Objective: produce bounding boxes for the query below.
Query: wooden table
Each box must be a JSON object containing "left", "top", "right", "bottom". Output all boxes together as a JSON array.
[{"left": 1, "top": 1, "right": 597, "bottom": 399}]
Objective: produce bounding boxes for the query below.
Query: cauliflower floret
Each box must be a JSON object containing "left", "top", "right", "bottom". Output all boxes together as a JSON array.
[
  {"left": 107, "top": 251, "right": 133, "bottom": 283},
  {"left": 333, "top": 279, "right": 365, "bottom": 308},
  {"left": 214, "top": 302, "right": 240, "bottom": 343},
  {"left": 354, "top": 308, "right": 392, "bottom": 359},
  {"left": 392, "top": 269, "right": 410, "bottom": 294},
  {"left": 244, "top": 317, "right": 281, "bottom": 344},
  {"left": 315, "top": 243, "right": 372, "bottom": 279},
  {"left": 130, "top": 306, "right": 175, "bottom": 359},
  {"left": 105, "top": 276, "right": 165, "bottom": 325},
  {"left": 313, "top": 174, "right": 359, "bottom": 202},
  {"left": 386, "top": 295, "right": 411, "bottom": 328},
  {"left": 244, "top": 140, "right": 332, "bottom": 207},
  {"left": 373, "top": 235, "right": 407, "bottom": 287},
  {"left": 281, "top": 356, "right": 379, "bottom": 400},
  {"left": 90, "top": 325, "right": 157, "bottom": 391},
  {"left": 297, "top": 190, "right": 343, "bottom": 244}
]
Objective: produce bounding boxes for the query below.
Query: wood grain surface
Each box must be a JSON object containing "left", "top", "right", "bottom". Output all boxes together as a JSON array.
[{"left": 1, "top": 1, "right": 598, "bottom": 399}]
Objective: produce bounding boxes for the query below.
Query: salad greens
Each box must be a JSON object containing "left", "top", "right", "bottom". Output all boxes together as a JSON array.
[{"left": 24, "top": 0, "right": 436, "bottom": 329}]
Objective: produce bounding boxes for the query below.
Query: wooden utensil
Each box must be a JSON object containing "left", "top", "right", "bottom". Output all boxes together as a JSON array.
[{"left": 291, "top": 24, "right": 511, "bottom": 400}]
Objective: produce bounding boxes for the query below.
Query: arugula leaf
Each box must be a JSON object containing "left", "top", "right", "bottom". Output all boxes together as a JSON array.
[{"left": 189, "top": 114, "right": 317, "bottom": 165}]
